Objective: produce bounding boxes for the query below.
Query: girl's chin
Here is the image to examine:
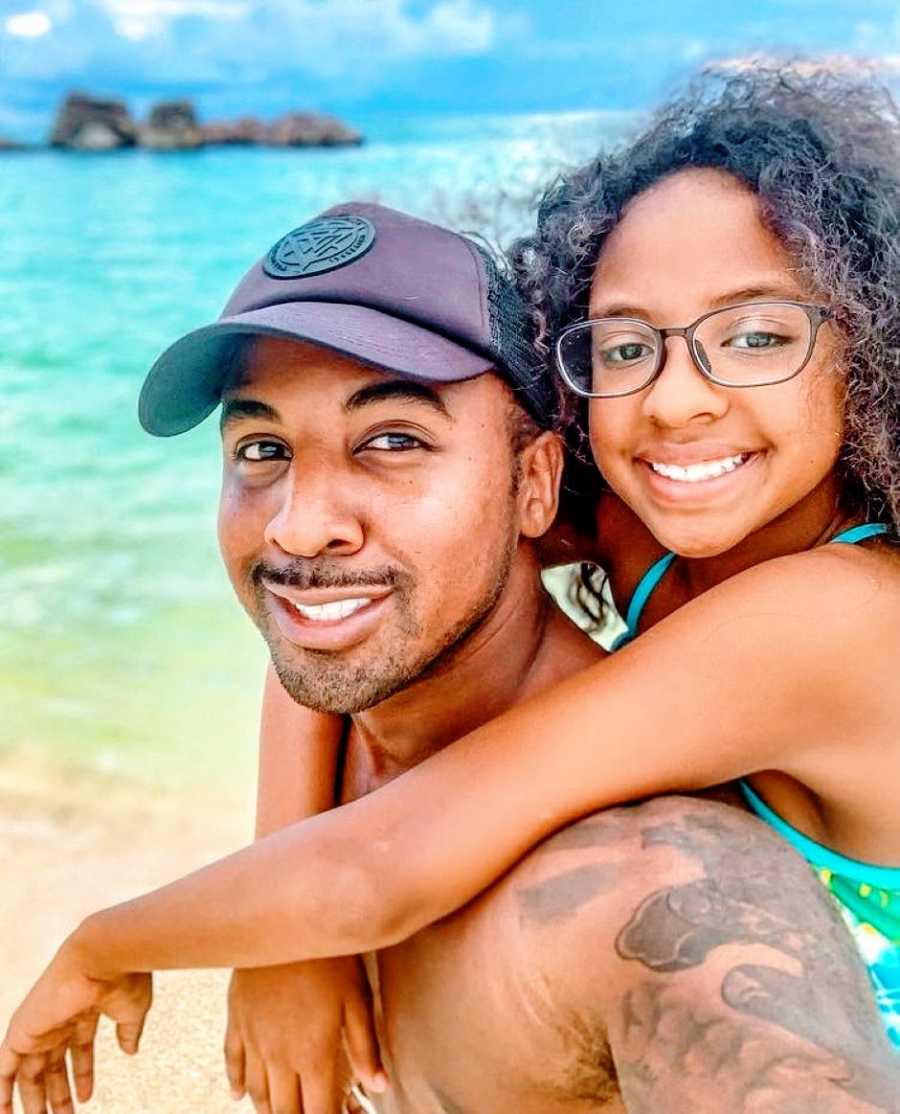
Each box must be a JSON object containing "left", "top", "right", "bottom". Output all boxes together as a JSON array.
[{"left": 640, "top": 512, "right": 753, "bottom": 559}]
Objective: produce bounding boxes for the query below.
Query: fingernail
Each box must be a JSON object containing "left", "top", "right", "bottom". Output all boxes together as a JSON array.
[
  {"left": 370, "top": 1071, "right": 389, "bottom": 1092},
  {"left": 230, "top": 1088, "right": 243, "bottom": 1100}
]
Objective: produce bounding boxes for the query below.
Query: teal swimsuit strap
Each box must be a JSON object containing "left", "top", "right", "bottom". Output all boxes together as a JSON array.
[
  {"left": 739, "top": 781, "right": 900, "bottom": 888},
  {"left": 829, "top": 523, "right": 889, "bottom": 545},
  {"left": 610, "top": 551, "right": 676, "bottom": 650}
]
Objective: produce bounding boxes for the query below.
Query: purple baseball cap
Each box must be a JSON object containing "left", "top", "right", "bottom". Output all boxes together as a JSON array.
[{"left": 138, "top": 202, "right": 551, "bottom": 436}]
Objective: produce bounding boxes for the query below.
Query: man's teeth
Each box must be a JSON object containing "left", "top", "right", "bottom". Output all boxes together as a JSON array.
[
  {"left": 291, "top": 597, "right": 372, "bottom": 622},
  {"left": 649, "top": 453, "right": 749, "bottom": 484}
]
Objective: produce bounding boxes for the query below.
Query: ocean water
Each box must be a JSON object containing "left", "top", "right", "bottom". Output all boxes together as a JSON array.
[{"left": 0, "top": 109, "right": 634, "bottom": 788}]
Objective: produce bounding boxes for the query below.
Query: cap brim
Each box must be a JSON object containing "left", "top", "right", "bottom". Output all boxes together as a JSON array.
[{"left": 139, "top": 302, "right": 495, "bottom": 436}]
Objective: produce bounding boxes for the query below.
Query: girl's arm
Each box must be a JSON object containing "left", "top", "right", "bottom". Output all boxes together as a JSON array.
[
  {"left": 61, "top": 545, "right": 888, "bottom": 975},
  {"left": 254, "top": 660, "right": 343, "bottom": 836}
]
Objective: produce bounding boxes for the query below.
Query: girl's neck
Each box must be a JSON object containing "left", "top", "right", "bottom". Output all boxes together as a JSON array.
[{"left": 676, "top": 473, "right": 851, "bottom": 600}]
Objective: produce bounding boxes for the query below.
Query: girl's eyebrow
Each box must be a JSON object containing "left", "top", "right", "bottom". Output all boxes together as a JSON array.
[
  {"left": 590, "top": 283, "right": 809, "bottom": 321},
  {"left": 707, "top": 283, "right": 809, "bottom": 308},
  {"left": 592, "top": 282, "right": 806, "bottom": 323},
  {"left": 220, "top": 397, "right": 281, "bottom": 434}
]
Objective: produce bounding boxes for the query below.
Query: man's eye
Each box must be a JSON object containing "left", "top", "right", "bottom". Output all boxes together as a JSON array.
[
  {"left": 236, "top": 440, "right": 290, "bottom": 462},
  {"left": 360, "top": 432, "right": 425, "bottom": 452}
]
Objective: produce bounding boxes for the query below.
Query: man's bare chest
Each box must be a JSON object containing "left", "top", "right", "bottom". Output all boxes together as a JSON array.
[{"left": 363, "top": 883, "right": 625, "bottom": 1114}]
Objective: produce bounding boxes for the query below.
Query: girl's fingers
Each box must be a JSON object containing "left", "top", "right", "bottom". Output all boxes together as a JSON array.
[
  {"left": 343, "top": 993, "right": 386, "bottom": 1094},
  {"left": 223, "top": 1023, "right": 246, "bottom": 1099},
  {"left": 266, "top": 1067, "right": 302, "bottom": 1114},
  {"left": 69, "top": 1015, "right": 97, "bottom": 1103},
  {"left": 114, "top": 1014, "right": 145, "bottom": 1057},
  {"left": 17, "top": 1054, "right": 49, "bottom": 1114},
  {"left": 44, "top": 1050, "right": 74, "bottom": 1114},
  {"left": 0, "top": 1043, "right": 21, "bottom": 1114}
]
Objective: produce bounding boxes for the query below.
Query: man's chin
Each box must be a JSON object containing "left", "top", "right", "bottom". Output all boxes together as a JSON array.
[{"left": 266, "top": 643, "right": 414, "bottom": 715}]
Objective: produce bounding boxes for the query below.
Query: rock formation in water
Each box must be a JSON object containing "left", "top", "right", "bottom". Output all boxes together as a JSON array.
[
  {"left": 50, "top": 93, "right": 137, "bottom": 150},
  {"left": 0, "top": 137, "right": 28, "bottom": 150},
  {"left": 140, "top": 99, "right": 204, "bottom": 150},
  {"left": 266, "top": 111, "right": 363, "bottom": 147},
  {"left": 200, "top": 115, "right": 268, "bottom": 145},
  {"left": 45, "top": 92, "right": 364, "bottom": 150}
]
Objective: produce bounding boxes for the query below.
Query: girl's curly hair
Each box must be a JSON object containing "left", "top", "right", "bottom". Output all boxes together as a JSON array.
[{"left": 510, "top": 63, "right": 900, "bottom": 547}]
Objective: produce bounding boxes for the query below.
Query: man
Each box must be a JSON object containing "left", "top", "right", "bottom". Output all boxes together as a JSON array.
[{"left": 2, "top": 204, "right": 894, "bottom": 1114}]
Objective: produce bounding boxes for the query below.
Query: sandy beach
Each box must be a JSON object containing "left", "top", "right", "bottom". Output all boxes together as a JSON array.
[{"left": 0, "top": 754, "right": 260, "bottom": 1113}]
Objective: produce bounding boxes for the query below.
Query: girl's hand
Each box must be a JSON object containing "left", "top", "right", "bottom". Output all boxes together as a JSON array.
[
  {"left": 225, "top": 956, "right": 386, "bottom": 1114},
  {"left": 0, "top": 939, "right": 152, "bottom": 1114}
]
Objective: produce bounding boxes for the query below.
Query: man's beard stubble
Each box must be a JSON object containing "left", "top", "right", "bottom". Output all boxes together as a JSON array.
[{"left": 250, "top": 528, "right": 519, "bottom": 716}]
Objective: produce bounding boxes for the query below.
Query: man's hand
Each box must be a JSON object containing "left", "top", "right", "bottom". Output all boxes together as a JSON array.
[
  {"left": 225, "top": 956, "right": 386, "bottom": 1114},
  {"left": 0, "top": 939, "right": 152, "bottom": 1114}
]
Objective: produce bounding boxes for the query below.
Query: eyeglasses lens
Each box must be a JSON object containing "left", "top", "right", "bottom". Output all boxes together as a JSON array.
[
  {"left": 558, "top": 303, "right": 814, "bottom": 397},
  {"left": 693, "top": 303, "right": 812, "bottom": 387}
]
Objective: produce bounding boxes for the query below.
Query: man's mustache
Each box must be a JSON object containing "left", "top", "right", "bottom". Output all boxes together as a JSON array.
[{"left": 251, "top": 561, "right": 404, "bottom": 592}]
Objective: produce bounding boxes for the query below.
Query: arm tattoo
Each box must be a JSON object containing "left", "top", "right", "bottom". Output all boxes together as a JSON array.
[
  {"left": 613, "top": 810, "right": 899, "bottom": 1110},
  {"left": 617, "top": 979, "right": 898, "bottom": 1113},
  {"left": 518, "top": 863, "right": 620, "bottom": 925}
]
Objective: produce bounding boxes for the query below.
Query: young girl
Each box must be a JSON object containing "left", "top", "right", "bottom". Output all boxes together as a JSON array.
[{"left": 4, "top": 64, "right": 900, "bottom": 1113}]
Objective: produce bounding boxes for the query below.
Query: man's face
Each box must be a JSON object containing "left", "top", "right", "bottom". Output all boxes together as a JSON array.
[{"left": 218, "top": 337, "right": 532, "bottom": 713}]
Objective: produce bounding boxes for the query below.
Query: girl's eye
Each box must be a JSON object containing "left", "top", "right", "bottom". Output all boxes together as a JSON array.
[
  {"left": 360, "top": 432, "right": 425, "bottom": 452},
  {"left": 236, "top": 440, "right": 290, "bottom": 462},
  {"left": 598, "top": 341, "right": 655, "bottom": 367},
  {"left": 727, "top": 330, "right": 789, "bottom": 350}
]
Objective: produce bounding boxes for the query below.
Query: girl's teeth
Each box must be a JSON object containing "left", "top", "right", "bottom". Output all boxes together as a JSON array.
[
  {"left": 649, "top": 453, "right": 748, "bottom": 483},
  {"left": 292, "top": 597, "right": 372, "bottom": 622}
]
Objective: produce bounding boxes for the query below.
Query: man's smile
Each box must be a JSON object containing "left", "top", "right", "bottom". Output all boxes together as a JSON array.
[{"left": 263, "top": 580, "right": 395, "bottom": 651}]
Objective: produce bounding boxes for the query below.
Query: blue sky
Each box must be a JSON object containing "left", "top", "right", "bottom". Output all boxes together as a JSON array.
[{"left": 2, "top": 0, "right": 900, "bottom": 138}]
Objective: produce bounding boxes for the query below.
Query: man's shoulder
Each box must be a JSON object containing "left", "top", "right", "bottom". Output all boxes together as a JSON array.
[{"left": 496, "top": 792, "right": 793, "bottom": 1001}]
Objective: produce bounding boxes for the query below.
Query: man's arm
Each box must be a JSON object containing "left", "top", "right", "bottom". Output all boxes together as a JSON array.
[{"left": 516, "top": 796, "right": 899, "bottom": 1112}]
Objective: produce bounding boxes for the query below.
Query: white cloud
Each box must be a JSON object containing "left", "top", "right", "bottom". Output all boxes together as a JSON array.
[
  {"left": 93, "top": 0, "right": 496, "bottom": 58},
  {"left": 426, "top": 1, "right": 494, "bottom": 53},
  {"left": 0, "top": 0, "right": 500, "bottom": 95},
  {"left": 4, "top": 9, "right": 54, "bottom": 36},
  {"left": 98, "top": 0, "right": 248, "bottom": 38}
]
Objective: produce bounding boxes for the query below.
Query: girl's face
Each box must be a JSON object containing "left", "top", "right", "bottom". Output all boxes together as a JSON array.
[{"left": 587, "top": 168, "right": 846, "bottom": 559}]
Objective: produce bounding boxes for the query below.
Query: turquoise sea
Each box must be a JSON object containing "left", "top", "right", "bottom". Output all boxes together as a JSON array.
[{"left": 0, "top": 110, "right": 634, "bottom": 789}]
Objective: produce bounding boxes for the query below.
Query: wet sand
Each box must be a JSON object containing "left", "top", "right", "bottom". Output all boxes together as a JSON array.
[{"left": 0, "top": 755, "right": 259, "bottom": 1113}]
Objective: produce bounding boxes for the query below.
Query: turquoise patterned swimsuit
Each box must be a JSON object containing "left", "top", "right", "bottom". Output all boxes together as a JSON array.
[{"left": 614, "top": 523, "right": 900, "bottom": 1047}]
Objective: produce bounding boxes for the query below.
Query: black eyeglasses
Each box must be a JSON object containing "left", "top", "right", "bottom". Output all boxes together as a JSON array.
[{"left": 555, "top": 301, "right": 833, "bottom": 399}]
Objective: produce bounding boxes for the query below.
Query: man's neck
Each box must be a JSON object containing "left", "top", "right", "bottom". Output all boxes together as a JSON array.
[{"left": 346, "top": 554, "right": 600, "bottom": 786}]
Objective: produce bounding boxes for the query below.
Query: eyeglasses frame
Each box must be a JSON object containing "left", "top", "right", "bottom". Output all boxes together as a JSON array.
[{"left": 554, "top": 301, "right": 834, "bottom": 399}]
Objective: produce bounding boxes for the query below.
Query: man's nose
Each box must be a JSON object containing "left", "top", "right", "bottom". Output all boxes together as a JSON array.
[
  {"left": 264, "top": 463, "right": 364, "bottom": 558},
  {"left": 640, "top": 335, "right": 729, "bottom": 427}
]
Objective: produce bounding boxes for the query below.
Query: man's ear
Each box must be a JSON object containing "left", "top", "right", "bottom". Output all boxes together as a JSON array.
[{"left": 517, "top": 431, "right": 564, "bottom": 539}]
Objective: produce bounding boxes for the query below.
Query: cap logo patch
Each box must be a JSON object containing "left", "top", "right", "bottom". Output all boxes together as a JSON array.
[{"left": 263, "top": 215, "right": 376, "bottom": 279}]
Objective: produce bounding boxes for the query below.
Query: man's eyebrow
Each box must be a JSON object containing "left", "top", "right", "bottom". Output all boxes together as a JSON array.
[
  {"left": 220, "top": 398, "right": 281, "bottom": 434},
  {"left": 344, "top": 378, "right": 451, "bottom": 418}
]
